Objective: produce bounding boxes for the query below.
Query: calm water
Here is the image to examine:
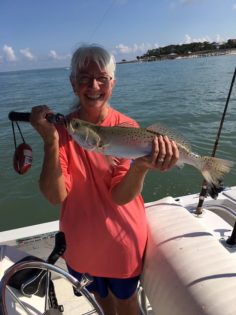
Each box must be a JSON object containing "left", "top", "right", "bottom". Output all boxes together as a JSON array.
[{"left": 0, "top": 55, "right": 236, "bottom": 231}]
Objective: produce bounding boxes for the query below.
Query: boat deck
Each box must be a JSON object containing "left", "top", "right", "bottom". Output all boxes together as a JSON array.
[
  {"left": 1, "top": 186, "right": 236, "bottom": 315},
  {"left": 0, "top": 243, "right": 153, "bottom": 314}
]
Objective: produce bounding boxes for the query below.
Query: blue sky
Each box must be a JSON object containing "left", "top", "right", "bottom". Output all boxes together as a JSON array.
[{"left": 1, "top": 0, "right": 236, "bottom": 72}]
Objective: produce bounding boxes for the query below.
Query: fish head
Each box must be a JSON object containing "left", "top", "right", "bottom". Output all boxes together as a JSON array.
[{"left": 67, "top": 118, "right": 101, "bottom": 151}]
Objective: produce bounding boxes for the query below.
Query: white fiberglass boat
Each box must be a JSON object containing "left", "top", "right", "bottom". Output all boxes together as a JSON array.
[{"left": 1, "top": 185, "right": 236, "bottom": 314}]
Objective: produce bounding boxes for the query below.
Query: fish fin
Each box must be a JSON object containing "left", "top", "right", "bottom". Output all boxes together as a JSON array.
[
  {"left": 104, "top": 155, "right": 121, "bottom": 167},
  {"left": 199, "top": 156, "right": 234, "bottom": 187},
  {"left": 146, "top": 123, "right": 192, "bottom": 151},
  {"left": 105, "top": 155, "right": 115, "bottom": 166},
  {"left": 176, "top": 160, "right": 185, "bottom": 169},
  {"left": 97, "top": 142, "right": 111, "bottom": 153},
  {"left": 207, "top": 181, "right": 225, "bottom": 199}
]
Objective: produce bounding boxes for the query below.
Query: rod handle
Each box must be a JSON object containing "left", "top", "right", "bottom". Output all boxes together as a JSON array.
[
  {"left": 8, "top": 111, "right": 30, "bottom": 122},
  {"left": 8, "top": 111, "right": 66, "bottom": 125}
]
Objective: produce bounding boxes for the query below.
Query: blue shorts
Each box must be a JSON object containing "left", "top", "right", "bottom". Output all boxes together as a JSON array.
[{"left": 67, "top": 265, "right": 140, "bottom": 299}]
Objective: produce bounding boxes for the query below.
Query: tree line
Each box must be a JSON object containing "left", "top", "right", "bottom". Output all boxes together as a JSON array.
[{"left": 137, "top": 39, "right": 236, "bottom": 60}]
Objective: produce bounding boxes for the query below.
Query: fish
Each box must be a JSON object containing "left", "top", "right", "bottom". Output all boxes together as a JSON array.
[{"left": 66, "top": 118, "right": 234, "bottom": 187}]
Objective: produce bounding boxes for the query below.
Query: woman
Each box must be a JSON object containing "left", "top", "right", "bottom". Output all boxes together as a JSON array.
[{"left": 30, "top": 44, "right": 179, "bottom": 315}]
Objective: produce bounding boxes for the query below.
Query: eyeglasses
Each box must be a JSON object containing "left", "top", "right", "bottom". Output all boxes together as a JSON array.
[{"left": 77, "top": 75, "right": 112, "bottom": 86}]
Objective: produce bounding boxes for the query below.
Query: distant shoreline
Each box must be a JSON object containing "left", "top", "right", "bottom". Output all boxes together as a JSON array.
[
  {"left": 1, "top": 50, "right": 235, "bottom": 73},
  {"left": 117, "top": 48, "right": 236, "bottom": 64}
]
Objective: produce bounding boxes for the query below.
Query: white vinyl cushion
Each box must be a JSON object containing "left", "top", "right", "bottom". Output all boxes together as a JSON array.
[{"left": 142, "top": 197, "right": 236, "bottom": 315}]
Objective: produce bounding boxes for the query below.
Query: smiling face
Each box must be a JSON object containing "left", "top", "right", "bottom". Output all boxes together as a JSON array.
[{"left": 70, "top": 60, "right": 116, "bottom": 114}]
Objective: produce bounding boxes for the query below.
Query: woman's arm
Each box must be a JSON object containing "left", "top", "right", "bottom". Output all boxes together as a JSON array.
[
  {"left": 30, "top": 105, "right": 67, "bottom": 205},
  {"left": 111, "top": 136, "right": 179, "bottom": 205},
  {"left": 39, "top": 140, "right": 67, "bottom": 205}
]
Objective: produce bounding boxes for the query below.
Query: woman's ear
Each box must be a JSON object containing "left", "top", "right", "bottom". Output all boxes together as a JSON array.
[
  {"left": 111, "top": 79, "right": 116, "bottom": 88},
  {"left": 70, "top": 76, "right": 77, "bottom": 94}
]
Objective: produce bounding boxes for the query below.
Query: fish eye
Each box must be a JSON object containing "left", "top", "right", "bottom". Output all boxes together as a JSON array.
[{"left": 72, "top": 121, "right": 80, "bottom": 128}]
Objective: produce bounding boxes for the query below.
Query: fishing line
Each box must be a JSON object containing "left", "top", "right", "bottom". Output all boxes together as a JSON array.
[
  {"left": 195, "top": 67, "right": 236, "bottom": 214},
  {"left": 88, "top": 0, "right": 115, "bottom": 41}
]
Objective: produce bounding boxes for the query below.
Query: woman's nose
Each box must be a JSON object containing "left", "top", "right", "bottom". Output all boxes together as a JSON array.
[{"left": 88, "top": 78, "right": 100, "bottom": 88}]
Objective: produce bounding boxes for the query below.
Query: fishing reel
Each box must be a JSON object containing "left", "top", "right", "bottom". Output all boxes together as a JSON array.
[
  {"left": 11, "top": 120, "right": 32, "bottom": 175},
  {"left": 13, "top": 142, "right": 33, "bottom": 175},
  {"left": 9, "top": 111, "right": 66, "bottom": 175}
]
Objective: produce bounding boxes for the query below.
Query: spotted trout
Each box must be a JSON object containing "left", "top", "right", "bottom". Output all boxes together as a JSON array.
[{"left": 67, "top": 118, "right": 234, "bottom": 187}]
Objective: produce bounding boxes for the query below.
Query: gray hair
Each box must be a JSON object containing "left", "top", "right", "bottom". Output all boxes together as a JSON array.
[{"left": 70, "top": 44, "right": 116, "bottom": 79}]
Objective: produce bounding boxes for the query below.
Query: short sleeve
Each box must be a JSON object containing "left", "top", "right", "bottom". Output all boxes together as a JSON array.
[{"left": 110, "top": 158, "right": 131, "bottom": 191}]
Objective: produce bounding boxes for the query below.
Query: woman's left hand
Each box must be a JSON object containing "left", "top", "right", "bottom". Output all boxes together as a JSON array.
[
  {"left": 112, "top": 135, "right": 179, "bottom": 205},
  {"left": 133, "top": 135, "right": 179, "bottom": 172}
]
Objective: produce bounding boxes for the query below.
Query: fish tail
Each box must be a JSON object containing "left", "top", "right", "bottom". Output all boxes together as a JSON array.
[{"left": 199, "top": 156, "right": 234, "bottom": 186}]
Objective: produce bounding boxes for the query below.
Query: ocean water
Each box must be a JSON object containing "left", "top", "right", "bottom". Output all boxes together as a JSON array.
[{"left": 0, "top": 55, "right": 236, "bottom": 231}]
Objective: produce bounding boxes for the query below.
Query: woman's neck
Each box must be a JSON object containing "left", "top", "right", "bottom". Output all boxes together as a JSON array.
[{"left": 78, "top": 105, "right": 109, "bottom": 124}]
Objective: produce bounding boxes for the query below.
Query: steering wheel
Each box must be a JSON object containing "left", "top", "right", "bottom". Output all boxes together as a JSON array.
[{"left": 0, "top": 260, "right": 104, "bottom": 315}]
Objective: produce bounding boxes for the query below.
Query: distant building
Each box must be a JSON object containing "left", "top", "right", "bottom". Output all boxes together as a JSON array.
[
  {"left": 168, "top": 53, "right": 178, "bottom": 59},
  {"left": 212, "top": 42, "right": 220, "bottom": 49}
]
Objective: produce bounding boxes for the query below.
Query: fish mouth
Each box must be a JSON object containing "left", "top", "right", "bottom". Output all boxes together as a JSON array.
[{"left": 66, "top": 118, "right": 81, "bottom": 133}]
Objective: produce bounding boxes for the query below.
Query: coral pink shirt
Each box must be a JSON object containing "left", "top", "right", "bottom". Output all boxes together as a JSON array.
[{"left": 57, "top": 107, "right": 147, "bottom": 278}]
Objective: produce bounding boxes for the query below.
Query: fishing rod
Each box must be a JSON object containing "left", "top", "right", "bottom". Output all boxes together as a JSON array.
[{"left": 195, "top": 67, "right": 236, "bottom": 215}]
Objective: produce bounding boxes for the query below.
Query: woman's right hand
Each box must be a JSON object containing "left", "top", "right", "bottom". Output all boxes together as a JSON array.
[{"left": 30, "top": 105, "right": 59, "bottom": 144}]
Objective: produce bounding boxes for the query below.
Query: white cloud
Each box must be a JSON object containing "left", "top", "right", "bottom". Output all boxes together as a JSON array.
[
  {"left": 184, "top": 34, "right": 214, "bottom": 43},
  {"left": 115, "top": 43, "right": 159, "bottom": 55},
  {"left": 49, "top": 50, "right": 70, "bottom": 61},
  {"left": 20, "top": 48, "right": 36, "bottom": 60},
  {"left": 115, "top": 44, "right": 132, "bottom": 54},
  {"left": 215, "top": 34, "right": 224, "bottom": 43},
  {"left": 3, "top": 45, "right": 17, "bottom": 61},
  {"left": 233, "top": 3, "right": 236, "bottom": 10},
  {"left": 184, "top": 34, "right": 192, "bottom": 44},
  {"left": 183, "top": 34, "right": 225, "bottom": 45},
  {"left": 49, "top": 50, "right": 60, "bottom": 60}
]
